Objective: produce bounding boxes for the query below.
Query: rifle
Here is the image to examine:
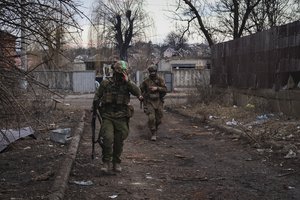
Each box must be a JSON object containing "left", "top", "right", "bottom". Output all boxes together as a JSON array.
[
  {"left": 140, "top": 98, "right": 143, "bottom": 109},
  {"left": 91, "top": 107, "right": 101, "bottom": 159}
]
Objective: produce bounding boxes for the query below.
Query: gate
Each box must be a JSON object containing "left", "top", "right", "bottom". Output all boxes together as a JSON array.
[
  {"left": 72, "top": 71, "right": 95, "bottom": 93},
  {"left": 164, "top": 72, "right": 173, "bottom": 92}
]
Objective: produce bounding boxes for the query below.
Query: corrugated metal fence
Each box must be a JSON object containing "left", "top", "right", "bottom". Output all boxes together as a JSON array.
[
  {"left": 141, "top": 69, "right": 210, "bottom": 92},
  {"left": 72, "top": 71, "right": 95, "bottom": 93},
  {"left": 172, "top": 69, "right": 210, "bottom": 89},
  {"left": 211, "top": 20, "right": 300, "bottom": 89},
  {"left": 32, "top": 71, "right": 95, "bottom": 93}
]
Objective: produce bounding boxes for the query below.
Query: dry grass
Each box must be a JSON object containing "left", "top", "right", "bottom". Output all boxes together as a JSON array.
[{"left": 170, "top": 89, "right": 300, "bottom": 147}]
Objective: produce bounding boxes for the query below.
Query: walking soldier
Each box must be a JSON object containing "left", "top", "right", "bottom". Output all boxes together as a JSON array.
[
  {"left": 92, "top": 60, "right": 143, "bottom": 173},
  {"left": 140, "top": 65, "right": 167, "bottom": 141}
]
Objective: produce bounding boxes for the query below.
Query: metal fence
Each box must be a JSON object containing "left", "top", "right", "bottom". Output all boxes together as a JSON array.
[
  {"left": 138, "top": 69, "right": 210, "bottom": 92},
  {"left": 32, "top": 70, "right": 95, "bottom": 93},
  {"left": 72, "top": 71, "right": 95, "bottom": 93},
  {"left": 172, "top": 69, "right": 210, "bottom": 89},
  {"left": 211, "top": 20, "right": 300, "bottom": 90}
]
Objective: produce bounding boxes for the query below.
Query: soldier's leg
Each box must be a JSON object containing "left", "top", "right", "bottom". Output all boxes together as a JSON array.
[
  {"left": 112, "top": 118, "right": 129, "bottom": 168},
  {"left": 155, "top": 107, "right": 164, "bottom": 129},
  {"left": 147, "top": 105, "right": 156, "bottom": 133},
  {"left": 100, "top": 118, "right": 114, "bottom": 164},
  {"left": 148, "top": 106, "right": 158, "bottom": 140}
]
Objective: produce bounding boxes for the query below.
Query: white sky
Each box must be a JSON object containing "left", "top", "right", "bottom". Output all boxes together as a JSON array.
[{"left": 77, "top": 0, "right": 176, "bottom": 47}]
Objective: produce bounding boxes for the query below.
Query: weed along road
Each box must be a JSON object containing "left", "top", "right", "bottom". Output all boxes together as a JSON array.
[{"left": 64, "top": 98, "right": 299, "bottom": 200}]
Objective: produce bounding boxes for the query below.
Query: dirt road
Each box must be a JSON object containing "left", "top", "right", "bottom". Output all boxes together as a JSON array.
[
  {"left": 0, "top": 94, "right": 299, "bottom": 199},
  {"left": 64, "top": 98, "right": 300, "bottom": 200}
]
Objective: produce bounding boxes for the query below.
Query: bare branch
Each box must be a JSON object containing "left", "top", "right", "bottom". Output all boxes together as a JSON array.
[
  {"left": 0, "top": 0, "right": 86, "bottom": 127},
  {"left": 91, "top": 0, "right": 152, "bottom": 61}
]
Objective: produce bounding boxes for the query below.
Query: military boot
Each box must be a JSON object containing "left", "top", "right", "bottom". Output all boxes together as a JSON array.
[
  {"left": 151, "top": 135, "right": 157, "bottom": 141},
  {"left": 150, "top": 130, "right": 157, "bottom": 141},
  {"left": 101, "top": 162, "right": 110, "bottom": 173},
  {"left": 113, "top": 163, "right": 122, "bottom": 172}
]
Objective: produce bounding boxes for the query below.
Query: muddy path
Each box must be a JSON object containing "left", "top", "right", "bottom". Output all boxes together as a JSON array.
[{"left": 65, "top": 99, "right": 300, "bottom": 200}]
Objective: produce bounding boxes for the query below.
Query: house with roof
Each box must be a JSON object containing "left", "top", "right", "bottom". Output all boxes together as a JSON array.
[{"left": 157, "top": 57, "right": 211, "bottom": 92}]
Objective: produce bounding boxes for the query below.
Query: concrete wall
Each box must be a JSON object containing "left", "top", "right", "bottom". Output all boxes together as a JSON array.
[{"left": 213, "top": 87, "right": 300, "bottom": 117}]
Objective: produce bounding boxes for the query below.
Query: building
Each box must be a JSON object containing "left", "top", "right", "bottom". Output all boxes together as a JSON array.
[{"left": 0, "top": 31, "right": 18, "bottom": 68}]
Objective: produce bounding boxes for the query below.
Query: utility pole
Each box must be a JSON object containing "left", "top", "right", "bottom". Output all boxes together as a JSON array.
[
  {"left": 54, "top": 0, "right": 63, "bottom": 68},
  {"left": 21, "top": 0, "right": 27, "bottom": 71}
]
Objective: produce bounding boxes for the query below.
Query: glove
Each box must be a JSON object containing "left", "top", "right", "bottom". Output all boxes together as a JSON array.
[{"left": 138, "top": 95, "right": 144, "bottom": 101}]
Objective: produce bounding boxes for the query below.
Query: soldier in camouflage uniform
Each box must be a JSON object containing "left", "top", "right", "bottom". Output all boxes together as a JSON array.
[
  {"left": 140, "top": 65, "right": 167, "bottom": 141},
  {"left": 93, "top": 60, "right": 143, "bottom": 173}
]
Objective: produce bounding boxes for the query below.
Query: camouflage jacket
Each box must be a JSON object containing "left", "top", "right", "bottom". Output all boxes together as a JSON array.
[
  {"left": 140, "top": 76, "right": 167, "bottom": 107},
  {"left": 93, "top": 78, "right": 141, "bottom": 118}
]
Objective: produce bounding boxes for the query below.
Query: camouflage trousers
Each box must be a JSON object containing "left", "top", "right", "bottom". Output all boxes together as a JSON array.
[
  {"left": 99, "top": 117, "right": 129, "bottom": 164},
  {"left": 145, "top": 104, "right": 163, "bottom": 133}
]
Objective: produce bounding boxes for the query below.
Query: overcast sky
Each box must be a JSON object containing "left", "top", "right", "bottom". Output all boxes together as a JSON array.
[{"left": 77, "top": 0, "right": 176, "bottom": 47}]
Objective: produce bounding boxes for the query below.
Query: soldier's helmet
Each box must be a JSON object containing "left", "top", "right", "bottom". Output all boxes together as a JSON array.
[
  {"left": 147, "top": 65, "right": 157, "bottom": 72},
  {"left": 113, "top": 60, "right": 128, "bottom": 74}
]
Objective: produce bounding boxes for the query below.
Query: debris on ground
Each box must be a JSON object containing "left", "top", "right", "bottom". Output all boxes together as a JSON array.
[
  {"left": 0, "top": 127, "right": 35, "bottom": 152},
  {"left": 167, "top": 102, "right": 300, "bottom": 158}
]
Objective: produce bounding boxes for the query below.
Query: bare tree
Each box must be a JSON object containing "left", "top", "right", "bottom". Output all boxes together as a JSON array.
[
  {"left": 91, "top": 0, "right": 151, "bottom": 61},
  {"left": 164, "top": 31, "right": 189, "bottom": 51},
  {"left": 172, "top": 0, "right": 215, "bottom": 46},
  {"left": 213, "top": 0, "right": 262, "bottom": 39},
  {"left": 173, "top": 0, "right": 264, "bottom": 45},
  {"left": 174, "top": 0, "right": 300, "bottom": 46},
  {"left": 250, "top": 0, "right": 300, "bottom": 32},
  {"left": 129, "top": 41, "right": 154, "bottom": 72},
  {"left": 0, "top": 0, "right": 85, "bottom": 127},
  {"left": 0, "top": 0, "right": 87, "bottom": 71}
]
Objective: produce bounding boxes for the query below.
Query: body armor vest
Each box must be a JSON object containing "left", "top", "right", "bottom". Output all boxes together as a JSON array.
[
  {"left": 145, "top": 78, "right": 162, "bottom": 99},
  {"left": 101, "top": 80, "right": 130, "bottom": 105}
]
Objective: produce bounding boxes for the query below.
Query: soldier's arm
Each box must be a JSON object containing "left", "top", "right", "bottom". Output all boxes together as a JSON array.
[
  {"left": 139, "top": 81, "right": 146, "bottom": 95},
  {"left": 157, "top": 78, "right": 167, "bottom": 93},
  {"left": 128, "top": 81, "right": 143, "bottom": 99},
  {"left": 93, "top": 79, "right": 108, "bottom": 108}
]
